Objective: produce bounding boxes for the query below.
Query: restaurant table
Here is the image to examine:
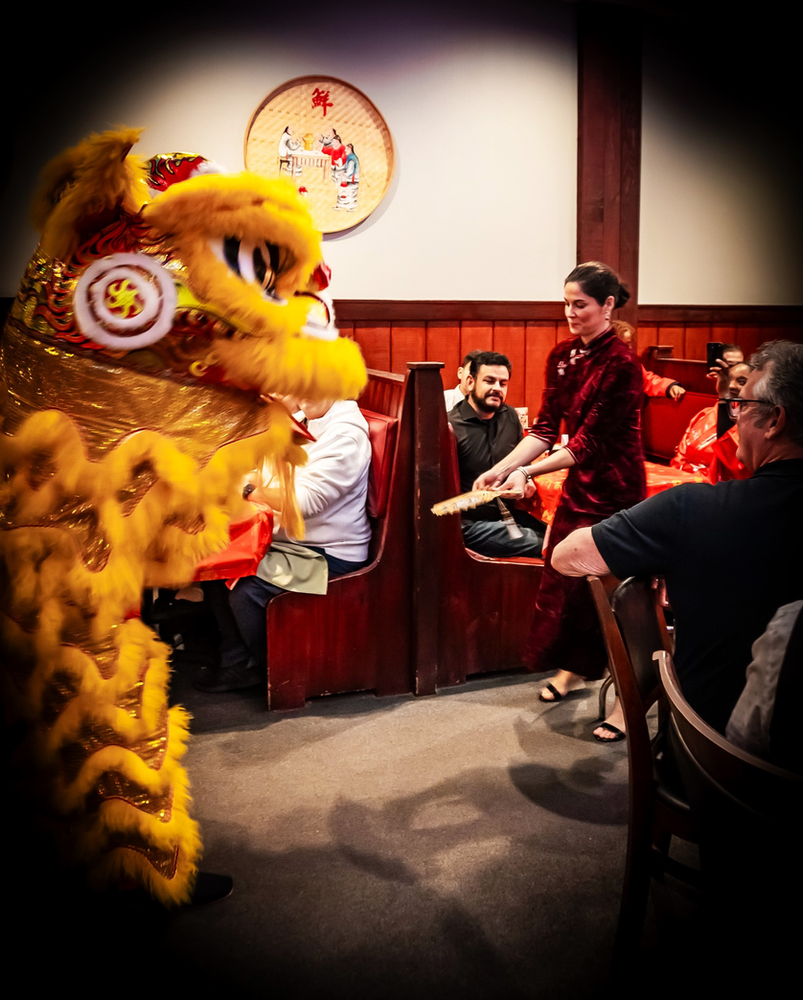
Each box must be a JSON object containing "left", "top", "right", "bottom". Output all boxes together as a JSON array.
[{"left": 525, "top": 461, "right": 707, "bottom": 525}]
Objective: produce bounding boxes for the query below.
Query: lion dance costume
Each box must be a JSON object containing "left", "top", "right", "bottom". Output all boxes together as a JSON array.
[{"left": 0, "top": 129, "right": 366, "bottom": 905}]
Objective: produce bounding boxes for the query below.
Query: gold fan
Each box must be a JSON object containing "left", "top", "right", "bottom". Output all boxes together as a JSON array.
[{"left": 431, "top": 488, "right": 522, "bottom": 517}]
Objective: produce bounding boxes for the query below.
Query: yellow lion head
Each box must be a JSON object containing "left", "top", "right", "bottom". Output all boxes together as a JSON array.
[{"left": 15, "top": 127, "right": 366, "bottom": 404}]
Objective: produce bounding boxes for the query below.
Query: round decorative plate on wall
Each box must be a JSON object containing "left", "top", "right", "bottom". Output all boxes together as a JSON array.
[{"left": 245, "top": 76, "right": 394, "bottom": 235}]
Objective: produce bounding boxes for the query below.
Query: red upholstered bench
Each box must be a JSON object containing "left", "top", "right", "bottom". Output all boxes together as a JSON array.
[
  {"left": 362, "top": 409, "right": 397, "bottom": 521},
  {"left": 264, "top": 370, "right": 413, "bottom": 710},
  {"left": 642, "top": 390, "right": 716, "bottom": 463}
]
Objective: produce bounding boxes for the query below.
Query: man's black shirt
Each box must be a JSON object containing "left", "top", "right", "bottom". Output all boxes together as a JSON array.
[
  {"left": 592, "top": 459, "right": 803, "bottom": 732},
  {"left": 448, "top": 396, "right": 524, "bottom": 524}
]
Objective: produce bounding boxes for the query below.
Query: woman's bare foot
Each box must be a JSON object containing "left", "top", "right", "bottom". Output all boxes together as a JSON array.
[
  {"left": 539, "top": 669, "right": 585, "bottom": 702},
  {"left": 593, "top": 697, "right": 626, "bottom": 741}
]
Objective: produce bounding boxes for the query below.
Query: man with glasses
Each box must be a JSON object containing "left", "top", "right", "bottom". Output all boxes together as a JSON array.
[{"left": 549, "top": 341, "right": 803, "bottom": 733}]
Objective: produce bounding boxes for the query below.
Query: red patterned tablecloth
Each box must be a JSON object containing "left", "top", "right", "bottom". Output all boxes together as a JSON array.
[
  {"left": 193, "top": 505, "right": 274, "bottom": 581},
  {"left": 526, "top": 461, "right": 707, "bottom": 524}
]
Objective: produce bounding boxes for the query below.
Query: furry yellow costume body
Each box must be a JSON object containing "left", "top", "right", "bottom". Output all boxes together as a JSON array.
[{"left": 0, "top": 130, "right": 366, "bottom": 904}]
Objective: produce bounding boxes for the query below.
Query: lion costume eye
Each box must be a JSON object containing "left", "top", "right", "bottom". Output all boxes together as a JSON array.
[
  {"left": 210, "top": 236, "right": 291, "bottom": 302},
  {"left": 73, "top": 253, "right": 177, "bottom": 349}
]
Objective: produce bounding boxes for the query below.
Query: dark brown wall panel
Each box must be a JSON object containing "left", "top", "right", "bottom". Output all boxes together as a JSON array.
[
  {"left": 738, "top": 326, "right": 764, "bottom": 360},
  {"left": 638, "top": 324, "right": 658, "bottom": 352},
  {"left": 711, "top": 324, "right": 737, "bottom": 348},
  {"left": 335, "top": 301, "right": 565, "bottom": 323},
  {"left": 342, "top": 303, "right": 802, "bottom": 409},
  {"left": 656, "top": 325, "right": 685, "bottom": 357},
  {"left": 684, "top": 325, "right": 711, "bottom": 361},
  {"left": 524, "top": 321, "right": 558, "bottom": 421}
]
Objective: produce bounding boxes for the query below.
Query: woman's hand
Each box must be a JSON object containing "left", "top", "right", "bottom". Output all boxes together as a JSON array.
[
  {"left": 473, "top": 468, "right": 505, "bottom": 491},
  {"left": 498, "top": 468, "right": 536, "bottom": 498},
  {"left": 668, "top": 383, "right": 686, "bottom": 401}
]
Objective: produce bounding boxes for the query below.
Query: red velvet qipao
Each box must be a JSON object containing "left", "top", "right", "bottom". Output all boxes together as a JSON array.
[{"left": 525, "top": 330, "right": 646, "bottom": 678}]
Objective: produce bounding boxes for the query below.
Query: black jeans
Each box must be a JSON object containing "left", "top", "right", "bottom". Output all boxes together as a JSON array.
[{"left": 204, "top": 547, "right": 365, "bottom": 670}]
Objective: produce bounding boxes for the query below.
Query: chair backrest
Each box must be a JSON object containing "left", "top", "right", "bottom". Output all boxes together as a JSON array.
[
  {"left": 589, "top": 575, "right": 671, "bottom": 711},
  {"left": 656, "top": 650, "right": 802, "bottom": 822},
  {"left": 767, "top": 602, "right": 803, "bottom": 773},
  {"left": 589, "top": 575, "right": 673, "bottom": 798}
]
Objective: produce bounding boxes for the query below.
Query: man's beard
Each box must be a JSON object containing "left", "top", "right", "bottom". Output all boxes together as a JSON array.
[{"left": 471, "top": 390, "right": 503, "bottom": 414}]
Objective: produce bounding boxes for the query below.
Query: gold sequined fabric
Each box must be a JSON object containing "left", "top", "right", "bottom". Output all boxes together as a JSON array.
[
  {"left": 60, "top": 713, "right": 168, "bottom": 784},
  {"left": 88, "top": 772, "right": 174, "bottom": 820},
  {"left": 2, "top": 319, "right": 273, "bottom": 465}
]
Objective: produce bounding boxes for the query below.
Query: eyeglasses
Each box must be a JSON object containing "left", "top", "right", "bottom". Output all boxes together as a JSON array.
[{"left": 727, "top": 398, "right": 772, "bottom": 419}]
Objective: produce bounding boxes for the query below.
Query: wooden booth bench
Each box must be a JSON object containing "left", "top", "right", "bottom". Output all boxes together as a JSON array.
[
  {"left": 642, "top": 389, "right": 715, "bottom": 464},
  {"left": 265, "top": 368, "right": 414, "bottom": 710},
  {"left": 262, "top": 350, "right": 719, "bottom": 711},
  {"left": 641, "top": 346, "right": 717, "bottom": 463}
]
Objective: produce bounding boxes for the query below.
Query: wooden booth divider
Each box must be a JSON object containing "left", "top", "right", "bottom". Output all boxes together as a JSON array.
[
  {"left": 265, "top": 362, "right": 544, "bottom": 711},
  {"left": 409, "top": 363, "right": 544, "bottom": 693}
]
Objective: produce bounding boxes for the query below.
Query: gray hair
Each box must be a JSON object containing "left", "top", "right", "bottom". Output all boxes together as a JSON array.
[{"left": 750, "top": 340, "right": 803, "bottom": 446}]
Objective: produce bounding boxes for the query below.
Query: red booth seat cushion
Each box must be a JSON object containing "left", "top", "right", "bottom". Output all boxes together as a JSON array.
[
  {"left": 642, "top": 391, "right": 716, "bottom": 462},
  {"left": 360, "top": 409, "right": 399, "bottom": 519}
]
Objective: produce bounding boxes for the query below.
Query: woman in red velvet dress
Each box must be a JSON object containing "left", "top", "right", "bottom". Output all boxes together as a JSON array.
[{"left": 474, "top": 262, "right": 646, "bottom": 739}]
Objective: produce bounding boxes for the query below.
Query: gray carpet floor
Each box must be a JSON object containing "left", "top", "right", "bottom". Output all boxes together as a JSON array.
[
  {"left": 7, "top": 665, "right": 711, "bottom": 997},
  {"left": 154, "top": 667, "right": 702, "bottom": 997}
]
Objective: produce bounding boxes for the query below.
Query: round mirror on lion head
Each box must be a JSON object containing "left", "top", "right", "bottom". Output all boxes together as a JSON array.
[{"left": 245, "top": 76, "right": 395, "bottom": 235}]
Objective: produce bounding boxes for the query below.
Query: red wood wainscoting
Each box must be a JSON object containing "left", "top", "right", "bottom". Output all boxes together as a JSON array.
[{"left": 334, "top": 301, "right": 803, "bottom": 422}]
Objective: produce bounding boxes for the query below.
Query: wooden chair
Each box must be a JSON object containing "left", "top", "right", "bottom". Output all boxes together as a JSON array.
[
  {"left": 265, "top": 368, "right": 413, "bottom": 710},
  {"left": 409, "top": 363, "right": 544, "bottom": 692},
  {"left": 656, "top": 649, "right": 802, "bottom": 896},
  {"left": 588, "top": 575, "right": 697, "bottom": 967}
]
